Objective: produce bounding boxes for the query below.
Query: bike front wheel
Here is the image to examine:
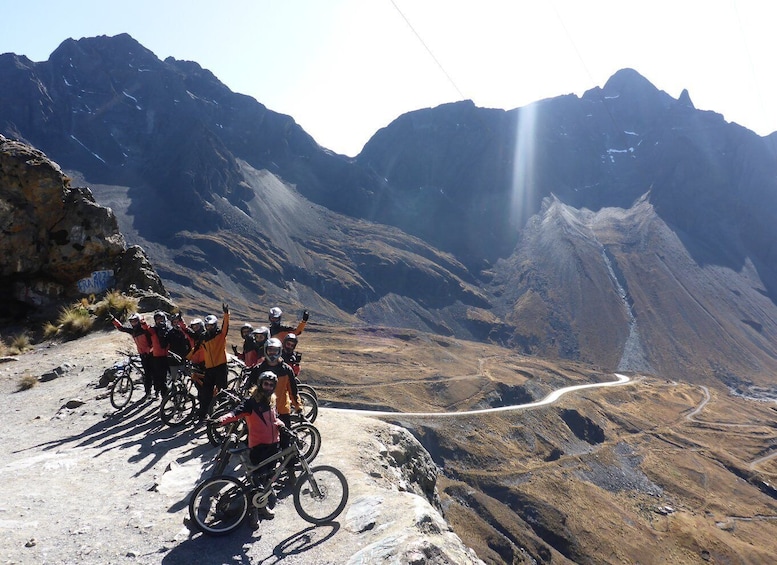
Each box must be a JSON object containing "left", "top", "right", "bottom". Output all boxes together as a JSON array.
[
  {"left": 110, "top": 374, "right": 134, "bottom": 409},
  {"left": 297, "top": 383, "right": 318, "bottom": 401},
  {"left": 207, "top": 396, "right": 245, "bottom": 446},
  {"left": 291, "top": 423, "right": 321, "bottom": 463},
  {"left": 298, "top": 390, "right": 318, "bottom": 423},
  {"left": 160, "top": 390, "right": 197, "bottom": 427},
  {"left": 293, "top": 465, "right": 349, "bottom": 524},
  {"left": 189, "top": 476, "right": 249, "bottom": 536}
]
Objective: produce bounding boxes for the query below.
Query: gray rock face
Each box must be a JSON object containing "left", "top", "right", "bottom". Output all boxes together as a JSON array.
[
  {"left": 0, "top": 135, "right": 125, "bottom": 310},
  {"left": 0, "top": 135, "right": 172, "bottom": 317},
  {"left": 114, "top": 245, "right": 166, "bottom": 296}
]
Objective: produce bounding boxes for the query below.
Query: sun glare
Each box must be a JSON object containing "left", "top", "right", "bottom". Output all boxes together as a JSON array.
[{"left": 510, "top": 103, "right": 538, "bottom": 231}]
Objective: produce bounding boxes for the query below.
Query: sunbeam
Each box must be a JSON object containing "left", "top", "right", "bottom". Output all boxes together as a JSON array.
[{"left": 510, "top": 103, "right": 538, "bottom": 231}]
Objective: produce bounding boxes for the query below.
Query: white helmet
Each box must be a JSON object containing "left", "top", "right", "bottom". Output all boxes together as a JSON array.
[
  {"left": 264, "top": 337, "right": 282, "bottom": 363},
  {"left": 204, "top": 314, "right": 218, "bottom": 327},
  {"left": 269, "top": 307, "right": 282, "bottom": 321}
]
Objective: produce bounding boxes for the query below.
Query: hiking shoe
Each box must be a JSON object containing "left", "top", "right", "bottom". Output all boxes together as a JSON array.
[
  {"left": 248, "top": 508, "right": 260, "bottom": 529},
  {"left": 258, "top": 506, "right": 275, "bottom": 519}
]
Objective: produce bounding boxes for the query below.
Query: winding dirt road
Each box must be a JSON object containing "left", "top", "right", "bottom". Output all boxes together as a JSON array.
[{"left": 329, "top": 372, "right": 632, "bottom": 418}]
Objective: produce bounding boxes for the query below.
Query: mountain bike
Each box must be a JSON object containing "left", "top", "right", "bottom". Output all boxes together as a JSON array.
[
  {"left": 189, "top": 427, "right": 348, "bottom": 536},
  {"left": 206, "top": 386, "right": 318, "bottom": 446},
  {"left": 209, "top": 419, "right": 322, "bottom": 478},
  {"left": 109, "top": 351, "right": 145, "bottom": 409},
  {"left": 159, "top": 356, "right": 200, "bottom": 427}
]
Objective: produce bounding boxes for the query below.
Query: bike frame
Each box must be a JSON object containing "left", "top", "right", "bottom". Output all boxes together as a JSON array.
[{"left": 231, "top": 437, "right": 316, "bottom": 508}]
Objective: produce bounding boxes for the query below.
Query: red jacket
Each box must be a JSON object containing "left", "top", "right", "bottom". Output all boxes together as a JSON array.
[
  {"left": 175, "top": 319, "right": 205, "bottom": 365},
  {"left": 112, "top": 319, "right": 152, "bottom": 355},
  {"left": 219, "top": 396, "right": 281, "bottom": 448},
  {"left": 140, "top": 321, "right": 169, "bottom": 358}
]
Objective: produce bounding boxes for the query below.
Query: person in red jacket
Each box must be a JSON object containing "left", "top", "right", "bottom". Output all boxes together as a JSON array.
[
  {"left": 110, "top": 313, "right": 153, "bottom": 397},
  {"left": 140, "top": 311, "right": 170, "bottom": 399},
  {"left": 217, "top": 371, "right": 286, "bottom": 520}
]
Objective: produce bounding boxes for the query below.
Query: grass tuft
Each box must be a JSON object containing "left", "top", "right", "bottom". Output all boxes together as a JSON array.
[
  {"left": 17, "top": 372, "right": 38, "bottom": 391},
  {"left": 57, "top": 304, "right": 95, "bottom": 338},
  {"left": 6, "top": 332, "right": 33, "bottom": 355},
  {"left": 42, "top": 321, "right": 60, "bottom": 339},
  {"left": 93, "top": 290, "right": 139, "bottom": 321}
]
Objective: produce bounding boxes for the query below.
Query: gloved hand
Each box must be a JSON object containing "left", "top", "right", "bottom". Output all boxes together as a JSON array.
[
  {"left": 302, "top": 310, "right": 309, "bottom": 322},
  {"left": 232, "top": 345, "right": 238, "bottom": 355},
  {"left": 222, "top": 303, "right": 229, "bottom": 314}
]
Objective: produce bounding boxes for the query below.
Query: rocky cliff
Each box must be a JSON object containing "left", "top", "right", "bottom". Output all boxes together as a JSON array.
[
  {"left": 0, "top": 135, "right": 169, "bottom": 319},
  {"left": 0, "top": 134, "right": 124, "bottom": 314}
]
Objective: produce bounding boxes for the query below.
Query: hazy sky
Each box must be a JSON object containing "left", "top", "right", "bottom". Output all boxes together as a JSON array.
[{"left": 1, "top": 1, "right": 774, "bottom": 156}]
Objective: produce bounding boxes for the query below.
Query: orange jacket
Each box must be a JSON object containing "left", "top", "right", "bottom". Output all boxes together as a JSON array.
[
  {"left": 253, "top": 360, "right": 300, "bottom": 415},
  {"left": 202, "top": 312, "right": 229, "bottom": 368},
  {"left": 269, "top": 320, "right": 306, "bottom": 343}
]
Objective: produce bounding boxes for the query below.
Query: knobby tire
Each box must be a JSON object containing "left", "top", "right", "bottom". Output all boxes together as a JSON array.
[
  {"left": 293, "top": 465, "right": 349, "bottom": 524},
  {"left": 110, "top": 374, "right": 134, "bottom": 409},
  {"left": 188, "top": 476, "right": 248, "bottom": 536}
]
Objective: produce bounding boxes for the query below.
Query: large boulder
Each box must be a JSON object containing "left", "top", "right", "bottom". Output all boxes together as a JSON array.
[
  {"left": 0, "top": 135, "right": 125, "bottom": 286},
  {"left": 0, "top": 135, "right": 161, "bottom": 318}
]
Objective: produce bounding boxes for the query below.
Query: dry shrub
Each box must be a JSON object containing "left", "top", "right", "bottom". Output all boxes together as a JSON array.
[
  {"left": 93, "top": 290, "right": 139, "bottom": 320},
  {"left": 7, "top": 332, "right": 32, "bottom": 355},
  {"left": 17, "top": 372, "right": 37, "bottom": 391},
  {"left": 57, "top": 304, "right": 94, "bottom": 337},
  {"left": 42, "top": 321, "right": 60, "bottom": 339}
]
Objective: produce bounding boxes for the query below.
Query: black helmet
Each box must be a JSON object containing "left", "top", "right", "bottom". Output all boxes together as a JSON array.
[
  {"left": 283, "top": 333, "right": 298, "bottom": 349},
  {"left": 240, "top": 323, "right": 254, "bottom": 338},
  {"left": 258, "top": 370, "right": 278, "bottom": 390}
]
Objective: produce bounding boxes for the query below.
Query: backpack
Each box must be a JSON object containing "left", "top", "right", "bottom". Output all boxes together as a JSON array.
[{"left": 165, "top": 326, "right": 191, "bottom": 358}]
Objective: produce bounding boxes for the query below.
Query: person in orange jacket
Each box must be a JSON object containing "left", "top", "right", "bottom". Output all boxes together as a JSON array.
[
  {"left": 197, "top": 303, "right": 230, "bottom": 420},
  {"left": 268, "top": 307, "right": 308, "bottom": 342}
]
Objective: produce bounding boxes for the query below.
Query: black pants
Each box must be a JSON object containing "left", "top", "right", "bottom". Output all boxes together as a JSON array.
[
  {"left": 139, "top": 353, "right": 154, "bottom": 393},
  {"left": 199, "top": 363, "right": 228, "bottom": 417},
  {"left": 250, "top": 442, "right": 280, "bottom": 478},
  {"left": 149, "top": 355, "right": 169, "bottom": 396},
  {"left": 278, "top": 413, "right": 298, "bottom": 471}
]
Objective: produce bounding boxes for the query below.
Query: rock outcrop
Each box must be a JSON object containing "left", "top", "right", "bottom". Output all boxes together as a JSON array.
[
  {"left": 0, "top": 135, "right": 124, "bottom": 312},
  {"left": 0, "top": 135, "right": 170, "bottom": 317}
]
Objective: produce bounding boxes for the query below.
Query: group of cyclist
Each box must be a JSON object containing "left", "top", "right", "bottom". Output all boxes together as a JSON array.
[
  {"left": 112, "top": 304, "right": 312, "bottom": 523},
  {"left": 112, "top": 305, "right": 308, "bottom": 400}
]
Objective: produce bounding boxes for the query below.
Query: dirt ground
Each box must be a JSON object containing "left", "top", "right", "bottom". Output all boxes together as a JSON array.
[{"left": 0, "top": 328, "right": 474, "bottom": 565}]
